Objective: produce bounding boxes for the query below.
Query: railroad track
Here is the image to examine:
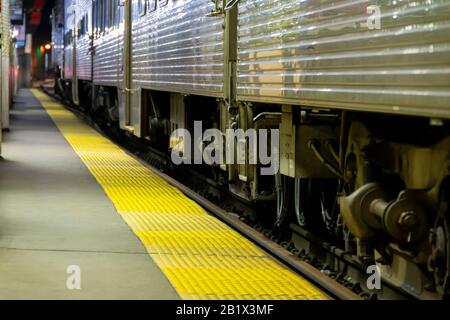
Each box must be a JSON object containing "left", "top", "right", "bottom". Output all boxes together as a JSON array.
[{"left": 41, "top": 86, "right": 414, "bottom": 300}]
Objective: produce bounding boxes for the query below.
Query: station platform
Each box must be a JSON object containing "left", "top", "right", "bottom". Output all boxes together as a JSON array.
[{"left": 0, "top": 89, "right": 328, "bottom": 300}]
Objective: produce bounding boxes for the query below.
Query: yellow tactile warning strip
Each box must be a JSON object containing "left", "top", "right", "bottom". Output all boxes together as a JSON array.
[{"left": 32, "top": 89, "right": 329, "bottom": 300}]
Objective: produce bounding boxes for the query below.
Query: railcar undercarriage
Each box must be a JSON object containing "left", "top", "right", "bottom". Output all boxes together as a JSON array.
[{"left": 58, "top": 79, "right": 450, "bottom": 299}]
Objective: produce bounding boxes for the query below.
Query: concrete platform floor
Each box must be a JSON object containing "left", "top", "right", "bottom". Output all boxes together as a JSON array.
[{"left": 0, "top": 89, "right": 179, "bottom": 299}]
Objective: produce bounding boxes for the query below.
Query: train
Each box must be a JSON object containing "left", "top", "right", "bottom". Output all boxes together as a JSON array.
[
  {"left": 1, "top": 0, "right": 16, "bottom": 154},
  {"left": 52, "top": 0, "right": 450, "bottom": 299}
]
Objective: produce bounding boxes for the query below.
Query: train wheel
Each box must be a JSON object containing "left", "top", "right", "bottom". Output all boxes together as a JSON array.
[
  {"left": 429, "top": 179, "right": 450, "bottom": 298},
  {"left": 294, "top": 178, "right": 341, "bottom": 237},
  {"left": 275, "top": 174, "right": 293, "bottom": 229}
]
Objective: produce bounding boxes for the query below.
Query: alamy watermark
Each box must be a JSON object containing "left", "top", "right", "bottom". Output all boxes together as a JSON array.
[
  {"left": 366, "top": 265, "right": 382, "bottom": 290},
  {"left": 363, "top": 5, "right": 382, "bottom": 30},
  {"left": 170, "top": 121, "right": 280, "bottom": 176},
  {"left": 66, "top": 265, "right": 81, "bottom": 290}
]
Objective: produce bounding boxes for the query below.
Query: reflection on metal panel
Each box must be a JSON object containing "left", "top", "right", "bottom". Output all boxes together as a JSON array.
[
  {"left": 1, "top": 0, "right": 11, "bottom": 56},
  {"left": 2, "top": 0, "right": 12, "bottom": 129},
  {"left": 10, "top": 0, "right": 23, "bottom": 25},
  {"left": 76, "top": 0, "right": 92, "bottom": 80},
  {"left": 63, "top": 0, "right": 75, "bottom": 79},
  {"left": 131, "top": 0, "right": 225, "bottom": 97},
  {"left": 51, "top": 0, "right": 65, "bottom": 70},
  {"left": 237, "top": 0, "right": 450, "bottom": 118},
  {"left": 93, "top": 30, "right": 123, "bottom": 86},
  {"left": 92, "top": 0, "right": 124, "bottom": 87}
]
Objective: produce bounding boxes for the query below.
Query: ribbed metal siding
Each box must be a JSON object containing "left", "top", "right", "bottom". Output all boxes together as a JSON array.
[
  {"left": 131, "top": 0, "right": 225, "bottom": 97},
  {"left": 51, "top": 0, "right": 65, "bottom": 70},
  {"left": 1, "top": 0, "right": 11, "bottom": 57},
  {"left": 94, "top": 30, "right": 122, "bottom": 86},
  {"left": 1, "top": 0, "right": 11, "bottom": 130},
  {"left": 76, "top": 0, "right": 92, "bottom": 80},
  {"left": 237, "top": 0, "right": 450, "bottom": 118},
  {"left": 64, "top": 0, "right": 75, "bottom": 80}
]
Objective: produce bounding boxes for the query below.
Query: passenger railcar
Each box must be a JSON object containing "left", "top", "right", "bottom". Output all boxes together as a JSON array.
[
  {"left": 54, "top": 0, "right": 450, "bottom": 299},
  {"left": 1, "top": 0, "right": 12, "bottom": 153},
  {"left": 51, "top": 0, "right": 65, "bottom": 96}
]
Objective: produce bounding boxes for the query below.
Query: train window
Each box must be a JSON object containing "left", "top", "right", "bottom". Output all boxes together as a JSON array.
[
  {"left": 79, "top": 17, "right": 84, "bottom": 37},
  {"left": 112, "top": 0, "right": 116, "bottom": 27},
  {"left": 148, "top": 0, "right": 157, "bottom": 13},
  {"left": 115, "top": 0, "right": 120, "bottom": 27},
  {"left": 118, "top": 2, "right": 124, "bottom": 26},
  {"left": 93, "top": 0, "right": 97, "bottom": 34},
  {"left": 101, "top": 0, "right": 105, "bottom": 33},
  {"left": 97, "top": 0, "right": 100, "bottom": 33},
  {"left": 98, "top": 1, "right": 101, "bottom": 35},
  {"left": 109, "top": 0, "right": 115, "bottom": 29},
  {"left": 104, "top": 0, "right": 109, "bottom": 31},
  {"left": 64, "top": 30, "right": 72, "bottom": 45},
  {"left": 113, "top": 0, "right": 120, "bottom": 27},
  {"left": 107, "top": 0, "right": 111, "bottom": 30},
  {"left": 99, "top": 0, "right": 103, "bottom": 34},
  {"left": 81, "top": 16, "right": 86, "bottom": 36},
  {"left": 109, "top": 0, "right": 113, "bottom": 29},
  {"left": 100, "top": 0, "right": 103, "bottom": 32},
  {"left": 97, "top": 1, "right": 101, "bottom": 35},
  {"left": 139, "top": 0, "right": 147, "bottom": 16}
]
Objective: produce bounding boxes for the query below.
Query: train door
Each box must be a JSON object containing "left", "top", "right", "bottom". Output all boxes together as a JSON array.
[{"left": 117, "top": 0, "right": 132, "bottom": 131}]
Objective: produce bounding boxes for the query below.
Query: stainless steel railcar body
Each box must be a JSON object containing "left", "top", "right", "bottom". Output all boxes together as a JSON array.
[
  {"left": 1, "top": 0, "right": 11, "bottom": 131},
  {"left": 93, "top": 30, "right": 123, "bottom": 87},
  {"left": 130, "top": 0, "right": 226, "bottom": 98},
  {"left": 63, "top": 0, "right": 75, "bottom": 80},
  {"left": 64, "top": 0, "right": 93, "bottom": 104},
  {"left": 121, "top": 0, "right": 231, "bottom": 136},
  {"left": 236, "top": 0, "right": 450, "bottom": 119},
  {"left": 92, "top": 0, "right": 123, "bottom": 87},
  {"left": 75, "top": 0, "right": 92, "bottom": 81},
  {"left": 51, "top": 0, "right": 65, "bottom": 73}
]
